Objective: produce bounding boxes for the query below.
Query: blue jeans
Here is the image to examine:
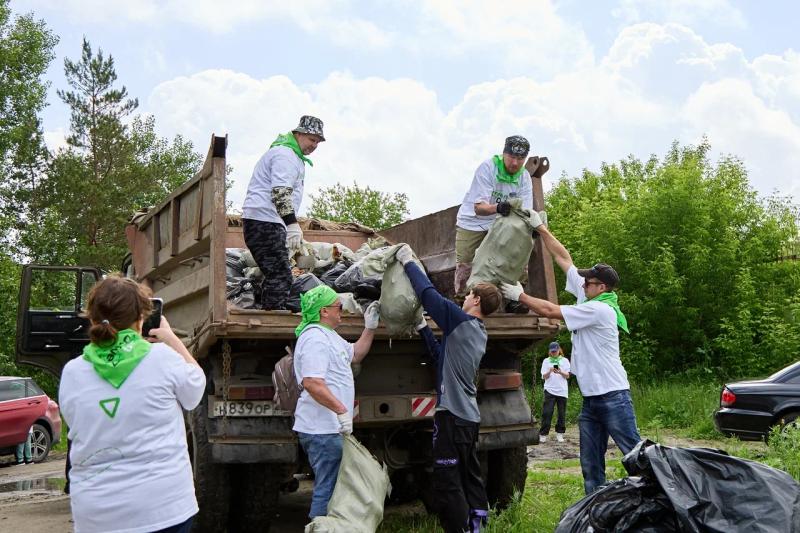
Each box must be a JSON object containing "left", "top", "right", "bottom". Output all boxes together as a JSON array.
[
  {"left": 578, "top": 389, "right": 641, "bottom": 494},
  {"left": 15, "top": 433, "right": 32, "bottom": 464},
  {"left": 297, "top": 432, "right": 343, "bottom": 519}
]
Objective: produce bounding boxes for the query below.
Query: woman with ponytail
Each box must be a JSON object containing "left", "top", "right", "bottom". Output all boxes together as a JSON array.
[{"left": 59, "top": 275, "right": 205, "bottom": 533}]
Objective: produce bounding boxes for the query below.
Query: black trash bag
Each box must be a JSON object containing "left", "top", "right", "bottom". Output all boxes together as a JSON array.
[
  {"left": 558, "top": 439, "right": 800, "bottom": 533},
  {"left": 225, "top": 248, "right": 247, "bottom": 278},
  {"left": 353, "top": 278, "right": 382, "bottom": 301},
  {"left": 333, "top": 261, "right": 380, "bottom": 293},
  {"left": 555, "top": 476, "right": 679, "bottom": 533},
  {"left": 624, "top": 439, "right": 800, "bottom": 533},
  {"left": 321, "top": 262, "right": 350, "bottom": 288},
  {"left": 226, "top": 277, "right": 259, "bottom": 309},
  {"left": 286, "top": 274, "right": 324, "bottom": 313}
]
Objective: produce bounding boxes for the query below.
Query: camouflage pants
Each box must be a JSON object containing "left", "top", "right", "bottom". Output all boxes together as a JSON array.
[{"left": 243, "top": 218, "right": 291, "bottom": 310}]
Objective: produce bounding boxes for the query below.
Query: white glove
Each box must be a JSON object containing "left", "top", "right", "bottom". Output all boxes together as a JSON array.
[
  {"left": 395, "top": 244, "right": 414, "bottom": 265},
  {"left": 529, "top": 211, "right": 544, "bottom": 229},
  {"left": 285, "top": 223, "right": 303, "bottom": 252},
  {"left": 364, "top": 301, "right": 380, "bottom": 330},
  {"left": 415, "top": 315, "right": 428, "bottom": 331},
  {"left": 337, "top": 411, "right": 353, "bottom": 435},
  {"left": 539, "top": 211, "right": 548, "bottom": 227},
  {"left": 501, "top": 282, "right": 525, "bottom": 302}
]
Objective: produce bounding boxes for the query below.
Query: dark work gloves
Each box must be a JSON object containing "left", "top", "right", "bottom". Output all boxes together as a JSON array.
[{"left": 496, "top": 201, "right": 512, "bottom": 216}]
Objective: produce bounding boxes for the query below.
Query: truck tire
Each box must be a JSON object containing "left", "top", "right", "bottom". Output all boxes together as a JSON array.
[
  {"left": 187, "top": 400, "right": 230, "bottom": 533},
  {"left": 229, "top": 464, "right": 285, "bottom": 533},
  {"left": 485, "top": 446, "right": 528, "bottom": 509}
]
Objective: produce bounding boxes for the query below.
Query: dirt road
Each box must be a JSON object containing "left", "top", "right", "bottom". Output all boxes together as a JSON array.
[{"left": 0, "top": 431, "right": 764, "bottom": 532}]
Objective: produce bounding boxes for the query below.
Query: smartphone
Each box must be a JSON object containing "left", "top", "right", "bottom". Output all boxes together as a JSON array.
[
  {"left": 142, "top": 298, "right": 163, "bottom": 337},
  {"left": 553, "top": 365, "right": 559, "bottom": 371}
]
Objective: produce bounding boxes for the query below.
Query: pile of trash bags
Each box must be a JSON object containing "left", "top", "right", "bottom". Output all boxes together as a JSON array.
[
  {"left": 225, "top": 240, "right": 425, "bottom": 335},
  {"left": 556, "top": 439, "right": 800, "bottom": 532}
]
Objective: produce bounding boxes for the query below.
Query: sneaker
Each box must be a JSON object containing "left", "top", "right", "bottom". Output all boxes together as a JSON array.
[
  {"left": 556, "top": 433, "right": 565, "bottom": 443},
  {"left": 539, "top": 435, "right": 547, "bottom": 443}
]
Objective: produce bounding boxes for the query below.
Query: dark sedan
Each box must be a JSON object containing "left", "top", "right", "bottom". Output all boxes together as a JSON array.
[{"left": 714, "top": 361, "right": 800, "bottom": 440}]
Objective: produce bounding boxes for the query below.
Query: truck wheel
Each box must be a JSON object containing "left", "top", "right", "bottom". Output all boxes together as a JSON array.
[
  {"left": 187, "top": 400, "right": 230, "bottom": 533},
  {"left": 485, "top": 446, "right": 528, "bottom": 509},
  {"left": 229, "top": 464, "right": 285, "bottom": 533}
]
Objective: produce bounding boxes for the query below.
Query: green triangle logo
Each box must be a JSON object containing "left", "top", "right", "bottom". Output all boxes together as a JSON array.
[{"left": 99, "top": 398, "right": 120, "bottom": 419}]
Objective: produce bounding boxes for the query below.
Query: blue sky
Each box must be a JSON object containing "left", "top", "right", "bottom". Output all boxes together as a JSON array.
[{"left": 13, "top": 0, "right": 800, "bottom": 216}]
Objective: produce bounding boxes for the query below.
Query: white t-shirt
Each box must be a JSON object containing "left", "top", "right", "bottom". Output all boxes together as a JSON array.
[
  {"left": 456, "top": 157, "right": 533, "bottom": 232},
  {"left": 59, "top": 343, "right": 206, "bottom": 533},
  {"left": 241, "top": 145, "right": 305, "bottom": 225},
  {"left": 293, "top": 325, "right": 355, "bottom": 434},
  {"left": 560, "top": 265, "right": 630, "bottom": 397},
  {"left": 541, "top": 356, "right": 571, "bottom": 398}
]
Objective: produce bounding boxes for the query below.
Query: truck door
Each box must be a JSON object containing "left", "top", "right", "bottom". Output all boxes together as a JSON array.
[{"left": 16, "top": 266, "right": 101, "bottom": 377}]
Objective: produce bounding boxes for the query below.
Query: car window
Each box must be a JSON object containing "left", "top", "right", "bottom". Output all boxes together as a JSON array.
[
  {"left": 770, "top": 362, "right": 800, "bottom": 382},
  {"left": 25, "top": 380, "right": 45, "bottom": 397},
  {"left": 0, "top": 380, "right": 27, "bottom": 402},
  {"left": 29, "top": 269, "right": 78, "bottom": 312}
]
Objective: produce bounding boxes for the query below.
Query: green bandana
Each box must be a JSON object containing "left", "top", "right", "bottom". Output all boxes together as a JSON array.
[
  {"left": 548, "top": 356, "right": 562, "bottom": 365},
  {"left": 587, "top": 292, "right": 629, "bottom": 333},
  {"left": 82, "top": 329, "right": 152, "bottom": 388},
  {"left": 493, "top": 155, "right": 524, "bottom": 185},
  {"left": 295, "top": 285, "right": 338, "bottom": 337},
  {"left": 270, "top": 132, "right": 313, "bottom": 166}
]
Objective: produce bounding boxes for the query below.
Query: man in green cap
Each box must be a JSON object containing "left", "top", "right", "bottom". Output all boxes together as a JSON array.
[
  {"left": 242, "top": 115, "right": 325, "bottom": 310},
  {"left": 292, "top": 285, "right": 380, "bottom": 519},
  {"left": 499, "top": 222, "right": 640, "bottom": 494}
]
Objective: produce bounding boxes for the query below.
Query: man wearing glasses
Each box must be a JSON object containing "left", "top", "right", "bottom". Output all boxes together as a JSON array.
[
  {"left": 292, "top": 285, "right": 380, "bottom": 519},
  {"left": 499, "top": 222, "right": 640, "bottom": 495}
]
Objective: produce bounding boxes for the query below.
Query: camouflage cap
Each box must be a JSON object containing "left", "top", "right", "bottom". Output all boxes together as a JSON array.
[
  {"left": 503, "top": 135, "right": 530, "bottom": 157},
  {"left": 292, "top": 115, "right": 325, "bottom": 141}
]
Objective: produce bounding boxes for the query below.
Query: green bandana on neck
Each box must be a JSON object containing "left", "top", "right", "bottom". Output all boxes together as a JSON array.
[
  {"left": 548, "top": 356, "right": 562, "bottom": 365},
  {"left": 295, "top": 285, "right": 338, "bottom": 337},
  {"left": 493, "top": 155, "right": 524, "bottom": 185},
  {"left": 83, "top": 329, "right": 152, "bottom": 388},
  {"left": 587, "top": 292, "right": 629, "bottom": 333},
  {"left": 270, "top": 132, "right": 313, "bottom": 166}
]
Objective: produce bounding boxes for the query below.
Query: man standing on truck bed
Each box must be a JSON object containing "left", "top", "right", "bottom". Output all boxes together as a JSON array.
[
  {"left": 499, "top": 221, "right": 641, "bottom": 495},
  {"left": 293, "top": 285, "right": 380, "bottom": 519},
  {"left": 395, "top": 244, "right": 502, "bottom": 533},
  {"left": 454, "top": 135, "right": 534, "bottom": 301},
  {"left": 242, "top": 115, "right": 325, "bottom": 310}
]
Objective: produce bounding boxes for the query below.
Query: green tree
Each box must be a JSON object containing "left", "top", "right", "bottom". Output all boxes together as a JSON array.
[
  {"left": 0, "top": 0, "right": 57, "bottom": 251},
  {"left": 24, "top": 39, "right": 201, "bottom": 270},
  {"left": 308, "top": 181, "right": 410, "bottom": 230},
  {"left": 545, "top": 140, "right": 800, "bottom": 380}
]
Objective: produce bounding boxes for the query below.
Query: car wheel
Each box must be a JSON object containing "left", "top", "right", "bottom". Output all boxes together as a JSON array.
[
  {"left": 780, "top": 412, "right": 800, "bottom": 434},
  {"left": 30, "top": 423, "right": 52, "bottom": 463}
]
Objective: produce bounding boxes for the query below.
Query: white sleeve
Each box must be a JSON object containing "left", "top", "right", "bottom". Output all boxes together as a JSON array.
[
  {"left": 58, "top": 362, "right": 77, "bottom": 427},
  {"left": 540, "top": 358, "right": 551, "bottom": 378},
  {"left": 464, "top": 161, "right": 496, "bottom": 205},
  {"left": 562, "top": 358, "right": 571, "bottom": 373},
  {"left": 565, "top": 265, "right": 586, "bottom": 301},
  {"left": 162, "top": 344, "right": 206, "bottom": 411},
  {"left": 270, "top": 153, "right": 301, "bottom": 189},
  {"left": 295, "top": 333, "right": 330, "bottom": 379},
  {"left": 561, "top": 302, "right": 606, "bottom": 332},
  {"left": 521, "top": 172, "right": 533, "bottom": 210}
]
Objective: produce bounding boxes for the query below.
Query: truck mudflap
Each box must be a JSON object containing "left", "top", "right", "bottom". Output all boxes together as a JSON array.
[
  {"left": 476, "top": 387, "right": 537, "bottom": 451},
  {"left": 204, "top": 403, "right": 297, "bottom": 464}
]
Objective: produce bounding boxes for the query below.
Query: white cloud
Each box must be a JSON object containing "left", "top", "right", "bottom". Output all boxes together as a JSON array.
[
  {"left": 43, "top": 128, "right": 69, "bottom": 152},
  {"left": 145, "top": 22, "right": 800, "bottom": 220},
  {"left": 612, "top": 0, "right": 746, "bottom": 29}
]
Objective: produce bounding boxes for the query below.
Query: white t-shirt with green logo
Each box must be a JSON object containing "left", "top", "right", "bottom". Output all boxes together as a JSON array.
[
  {"left": 293, "top": 325, "right": 355, "bottom": 434},
  {"left": 59, "top": 342, "right": 206, "bottom": 533},
  {"left": 456, "top": 157, "right": 533, "bottom": 232}
]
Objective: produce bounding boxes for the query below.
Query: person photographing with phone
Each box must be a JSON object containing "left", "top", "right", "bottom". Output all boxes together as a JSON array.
[
  {"left": 59, "top": 275, "right": 205, "bottom": 533},
  {"left": 539, "top": 342, "right": 570, "bottom": 443}
]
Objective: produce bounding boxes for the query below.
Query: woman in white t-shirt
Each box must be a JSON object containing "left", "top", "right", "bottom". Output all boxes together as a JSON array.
[
  {"left": 59, "top": 275, "right": 206, "bottom": 533},
  {"left": 539, "top": 341, "right": 571, "bottom": 443}
]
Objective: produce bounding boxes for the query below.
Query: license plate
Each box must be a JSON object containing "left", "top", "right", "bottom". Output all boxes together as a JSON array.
[{"left": 209, "top": 399, "right": 278, "bottom": 417}]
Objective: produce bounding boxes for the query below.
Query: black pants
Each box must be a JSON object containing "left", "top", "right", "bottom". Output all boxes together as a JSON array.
[
  {"left": 432, "top": 410, "right": 489, "bottom": 533},
  {"left": 540, "top": 390, "right": 567, "bottom": 435},
  {"left": 242, "top": 218, "right": 292, "bottom": 310}
]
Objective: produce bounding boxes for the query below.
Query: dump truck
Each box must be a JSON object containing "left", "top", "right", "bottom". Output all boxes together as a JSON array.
[{"left": 16, "top": 135, "right": 559, "bottom": 532}]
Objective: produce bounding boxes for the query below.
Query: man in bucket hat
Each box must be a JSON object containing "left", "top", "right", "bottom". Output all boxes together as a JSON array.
[
  {"left": 293, "top": 285, "right": 380, "bottom": 519},
  {"left": 454, "top": 135, "right": 534, "bottom": 305},
  {"left": 242, "top": 115, "right": 325, "bottom": 310},
  {"left": 499, "top": 221, "right": 640, "bottom": 494}
]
